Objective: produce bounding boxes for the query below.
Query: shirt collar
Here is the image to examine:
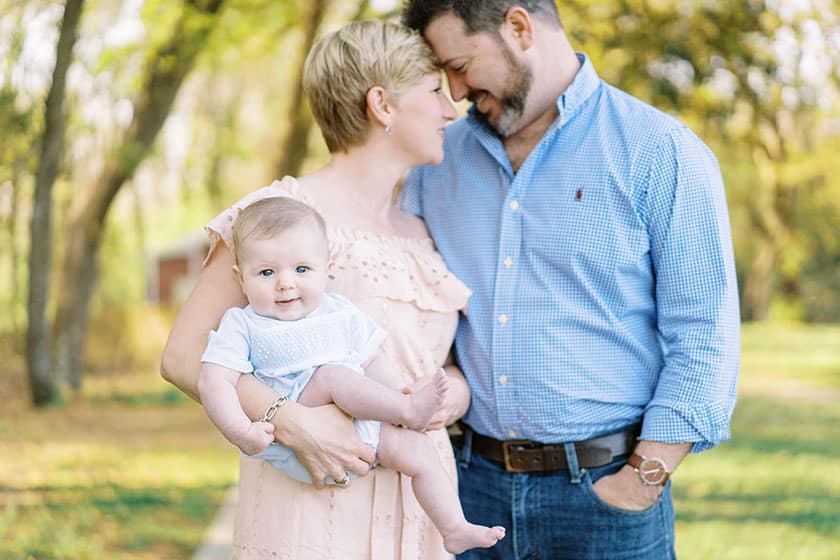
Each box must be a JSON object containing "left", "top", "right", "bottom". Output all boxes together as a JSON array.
[{"left": 558, "top": 52, "right": 600, "bottom": 121}]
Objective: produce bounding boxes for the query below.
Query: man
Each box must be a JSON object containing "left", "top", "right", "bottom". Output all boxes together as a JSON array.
[{"left": 399, "top": 1, "right": 740, "bottom": 559}]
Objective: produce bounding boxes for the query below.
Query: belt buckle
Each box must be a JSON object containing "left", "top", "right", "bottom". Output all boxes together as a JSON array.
[{"left": 502, "top": 440, "right": 537, "bottom": 473}]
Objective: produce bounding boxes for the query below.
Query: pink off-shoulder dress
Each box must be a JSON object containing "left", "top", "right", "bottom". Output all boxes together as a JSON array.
[{"left": 205, "top": 177, "right": 472, "bottom": 560}]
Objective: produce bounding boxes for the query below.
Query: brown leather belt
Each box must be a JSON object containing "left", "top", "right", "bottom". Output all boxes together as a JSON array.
[{"left": 466, "top": 426, "right": 640, "bottom": 473}]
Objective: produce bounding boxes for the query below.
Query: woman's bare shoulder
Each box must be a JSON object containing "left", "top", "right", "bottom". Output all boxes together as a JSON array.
[{"left": 393, "top": 209, "right": 430, "bottom": 240}]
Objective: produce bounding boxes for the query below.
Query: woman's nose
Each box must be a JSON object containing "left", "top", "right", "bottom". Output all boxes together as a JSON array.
[{"left": 442, "top": 95, "right": 457, "bottom": 121}]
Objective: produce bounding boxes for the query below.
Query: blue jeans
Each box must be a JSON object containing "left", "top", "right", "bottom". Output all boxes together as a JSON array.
[{"left": 455, "top": 431, "right": 676, "bottom": 560}]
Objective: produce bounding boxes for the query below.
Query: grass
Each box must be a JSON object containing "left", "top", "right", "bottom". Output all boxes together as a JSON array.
[
  {"left": 0, "top": 322, "right": 838, "bottom": 559},
  {"left": 673, "top": 323, "right": 840, "bottom": 559},
  {"left": 0, "top": 372, "right": 238, "bottom": 560}
]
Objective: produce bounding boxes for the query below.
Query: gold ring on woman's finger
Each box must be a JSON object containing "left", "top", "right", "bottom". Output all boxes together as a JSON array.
[{"left": 335, "top": 474, "right": 351, "bottom": 486}]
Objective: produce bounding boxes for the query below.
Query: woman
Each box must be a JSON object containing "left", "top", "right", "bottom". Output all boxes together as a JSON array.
[{"left": 161, "top": 20, "right": 470, "bottom": 559}]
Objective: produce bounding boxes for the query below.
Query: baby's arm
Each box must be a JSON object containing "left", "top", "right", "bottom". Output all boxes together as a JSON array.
[{"left": 198, "top": 362, "right": 275, "bottom": 456}]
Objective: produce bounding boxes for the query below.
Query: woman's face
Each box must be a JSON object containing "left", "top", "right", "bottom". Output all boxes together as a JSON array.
[{"left": 390, "top": 72, "right": 457, "bottom": 166}]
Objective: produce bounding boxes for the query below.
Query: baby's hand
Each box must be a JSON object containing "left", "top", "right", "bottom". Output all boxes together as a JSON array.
[{"left": 237, "top": 421, "right": 275, "bottom": 456}]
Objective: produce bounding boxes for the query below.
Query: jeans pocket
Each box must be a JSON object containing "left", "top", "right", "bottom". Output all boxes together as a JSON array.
[{"left": 581, "top": 469, "right": 663, "bottom": 516}]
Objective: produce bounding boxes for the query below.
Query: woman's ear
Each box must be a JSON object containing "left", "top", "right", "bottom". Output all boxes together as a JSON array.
[
  {"left": 502, "top": 7, "right": 535, "bottom": 51},
  {"left": 366, "top": 85, "right": 392, "bottom": 129}
]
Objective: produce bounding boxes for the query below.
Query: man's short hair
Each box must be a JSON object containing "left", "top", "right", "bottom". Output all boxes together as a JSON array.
[
  {"left": 303, "top": 20, "right": 439, "bottom": 153},
  {"left": 402, "top": 0, "right": 561, "bottom": 36},
  {"left": 232, "top": 197, "right": 327, "bottom": 266}
]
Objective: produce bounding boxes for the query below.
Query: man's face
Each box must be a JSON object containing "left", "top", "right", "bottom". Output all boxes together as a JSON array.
[{"left": 424, "top": 12, "right": 533, "bottom": 137}]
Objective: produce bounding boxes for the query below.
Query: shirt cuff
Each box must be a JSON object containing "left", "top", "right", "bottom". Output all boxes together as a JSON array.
[{"left": 641, "top": 404, "right": 731, "bottom": 453}]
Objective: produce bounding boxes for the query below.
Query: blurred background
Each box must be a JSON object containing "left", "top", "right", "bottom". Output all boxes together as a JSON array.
[{"left": 0, "top": 0, "right": 838, "bottom": 558}]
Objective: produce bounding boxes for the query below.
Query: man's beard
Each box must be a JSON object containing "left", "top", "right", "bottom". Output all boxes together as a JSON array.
[{"left": 471, "top": 44, "right": 533, "bottom": 138}]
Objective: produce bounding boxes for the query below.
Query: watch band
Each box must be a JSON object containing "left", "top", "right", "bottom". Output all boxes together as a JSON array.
[{"left": 627, "top": 453, "right": 671, "bottom": 486}]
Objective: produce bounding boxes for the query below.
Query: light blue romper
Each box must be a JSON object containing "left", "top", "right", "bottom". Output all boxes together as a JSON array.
[{"left": 201, "top": 292, "right": 386, "bottom": 484}]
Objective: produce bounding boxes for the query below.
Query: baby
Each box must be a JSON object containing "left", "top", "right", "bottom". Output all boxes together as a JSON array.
[{"left": 198, "top": 196, "right": 505, "bottom": 554}]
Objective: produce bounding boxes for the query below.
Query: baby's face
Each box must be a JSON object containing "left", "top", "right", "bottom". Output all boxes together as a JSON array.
[{"left": 237, "top": 221, "right": 330, "bottom": 321}]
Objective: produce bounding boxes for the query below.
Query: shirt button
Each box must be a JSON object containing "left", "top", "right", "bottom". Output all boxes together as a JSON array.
[
  {"left": 503, "top": 257, "right": 513, "bottom": 267},
  {"left": 508, "top": 430, "right": 518, "bottom": 439},
  {"left": 498, "top": 314, "right": 508, "bottom": 324},
  {"left": 509, "top": 200, "right": 520, "bottom": 211},
  {"left": 498, "top": 375, "right": 508, "bottom": 385}
]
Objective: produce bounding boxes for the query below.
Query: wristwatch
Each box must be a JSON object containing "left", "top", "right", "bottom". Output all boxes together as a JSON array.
[{"left": 627, "top": 453, "right": 671, "bottom": 486}]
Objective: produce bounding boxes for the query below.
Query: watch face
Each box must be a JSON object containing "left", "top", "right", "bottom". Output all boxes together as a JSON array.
[{"left": 638, "top": 457, "right": 668, "bottom": 485}]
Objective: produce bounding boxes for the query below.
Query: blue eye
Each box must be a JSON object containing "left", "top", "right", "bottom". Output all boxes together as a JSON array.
[
  {"left": 259, "top": 269, "right": 273, "bottom": 277},
  {"left": 295, "top": 266, "right": 309, "bottom": 274}
]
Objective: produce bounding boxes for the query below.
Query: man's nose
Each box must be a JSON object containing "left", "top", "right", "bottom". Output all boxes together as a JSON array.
[{"left": 446, "top": 72, "right": 468, "bottom": 101}]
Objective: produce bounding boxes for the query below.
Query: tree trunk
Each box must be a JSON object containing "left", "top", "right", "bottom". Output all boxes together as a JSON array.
[
  {"left": 26, "top": 0, "right": 84, "bottom": 406},
  {"left": 52, "top": 0, "right": 226, "bottom": 389},
  {"left": 740, "top": 241, "right": 775, "bottom": 321},
  {"left": 273, "top": 0, "right": 329, "bottom": 178},
  {"left": 10, "top": 163, "right": 24, "bottom": 353},
  {"left": 740, "top": 136, "right": 796, "bottom": 321}
]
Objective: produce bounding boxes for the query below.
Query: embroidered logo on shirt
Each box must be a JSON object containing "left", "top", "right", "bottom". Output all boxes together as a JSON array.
[{"left": 575, "top": 188, "right": 582, "bottom": 201}]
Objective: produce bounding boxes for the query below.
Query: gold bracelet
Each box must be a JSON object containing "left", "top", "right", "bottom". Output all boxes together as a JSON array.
[{"left": 261, "top": 395, "right": 288, "bottom": 422}]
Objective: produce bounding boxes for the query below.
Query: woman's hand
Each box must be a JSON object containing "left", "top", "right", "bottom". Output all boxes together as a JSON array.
[
  {"left": 236, "top": 373, "right": 375, "bottom": 489},
  {"left": 276, "top": 403, "right": 376, "bottom": 489}
]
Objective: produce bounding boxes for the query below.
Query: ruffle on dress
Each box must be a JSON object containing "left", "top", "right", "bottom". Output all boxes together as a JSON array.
[
  {"left": 204, "top": 176, "right": 471, "bottom": 315},
  {"left": 328, "top": 230, "right": 470, "bottom": 314}
]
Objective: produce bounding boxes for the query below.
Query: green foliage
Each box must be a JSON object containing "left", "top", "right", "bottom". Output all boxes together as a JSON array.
[
  {"left": 84, "top": 303, "right": 178, "bottom": 373},
  {"left": 206, "top": 0, "right": 304, "bottom": 62},
  {"left": 0, "top": 89, "right": 35, "bottom": 168},
  {"left": 558, "top": 0, "right": 840, "bottom": 320}
]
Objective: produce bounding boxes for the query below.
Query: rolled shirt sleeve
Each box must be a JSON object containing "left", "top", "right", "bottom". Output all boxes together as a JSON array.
[{"left": 642, "top": 126, "right": 740, "bottom": 452}]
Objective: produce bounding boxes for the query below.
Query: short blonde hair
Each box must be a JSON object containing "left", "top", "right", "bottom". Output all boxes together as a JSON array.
[
  {"left": 303, "top": 20, "right": 439, "bottom": 153},
  {"left": 232, "top": 197, "right": 327, "bottom": 267}
]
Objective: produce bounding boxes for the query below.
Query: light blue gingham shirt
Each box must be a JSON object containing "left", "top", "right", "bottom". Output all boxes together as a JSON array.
[{"left": 400, "top": 54, "right": 740, "bottom": 452}]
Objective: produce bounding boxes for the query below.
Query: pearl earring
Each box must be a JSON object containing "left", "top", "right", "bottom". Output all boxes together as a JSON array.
[{"left": 385, "top": 123, "right": 392, "bottom": 135}]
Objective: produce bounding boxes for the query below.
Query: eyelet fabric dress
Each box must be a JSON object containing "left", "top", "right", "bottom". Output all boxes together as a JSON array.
[{"left": 204, "top": 176, "right": 472, "bottom": 560}]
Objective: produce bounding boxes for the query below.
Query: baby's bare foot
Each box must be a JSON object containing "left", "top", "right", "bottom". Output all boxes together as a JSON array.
[
  {"left": 443, "top": 523, "right": 506, "bottom": 555},
  {"left": 402, "top": 368, "right": 448, "bottom": 430}
]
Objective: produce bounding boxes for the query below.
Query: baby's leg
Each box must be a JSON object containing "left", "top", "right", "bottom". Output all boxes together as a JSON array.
[
  {"left": 298, "top": 364, "right": 447, "bottom": 431},
  {"left": 377, "top": 424, "right": 505, "bottom": 554}
]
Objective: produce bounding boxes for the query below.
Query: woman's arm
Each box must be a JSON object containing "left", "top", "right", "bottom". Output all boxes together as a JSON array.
[
  {"left": 161, "top": 245, "right": 374, "bottom": 487},
  {"left": 160, "top": 245, "right": 245, "bottom": 401}
]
